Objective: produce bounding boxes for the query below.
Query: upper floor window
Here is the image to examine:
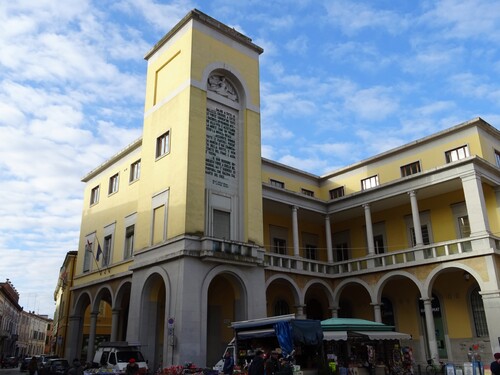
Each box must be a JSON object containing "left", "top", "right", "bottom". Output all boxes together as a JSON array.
[
  {"left": 445, "top": 145, "right": 469, "bottom": 163},
  {"left": 329, "top": 186, "right": 345, "bottom": 199},
  {"left": 273, "top": 238, "right": 287, "bottom": 255},
  {"left": 130, "top": 160, "right": 141, "bottom": 182},
  {"left": 361, "top": 175, "right": 379, "bottom": 190},
  {"left": 108, "top": 173, "right": 119, "bottom": 195},
  {"left": 495, "top": 150, "right": 500, "bottom": 167},
  {"left": 270, "top": 179, "right": 285, "bottom": 188},
  {"left": 305, "top": 245, "right": 318, "bottom": 260},
  {"left": 156, "top": 131, "right": 170, "bottom": 159},
  {"left": 90, "top": 186, "right": 100, "bottom": 205},
  {"left": 335, "top": 243, "right": 349, "bottom": 262},
  {"left": 301, "top": 188, "right": 314, "bottom": 197},
  {"left": 401, "top": 161, "right": 421, "bottom": 177},
  {"left": 124, "top": 225, "right": 135, "bottom": 259},
  {"left": 102, "top": 235, "right": 112, "bottom": 267}
]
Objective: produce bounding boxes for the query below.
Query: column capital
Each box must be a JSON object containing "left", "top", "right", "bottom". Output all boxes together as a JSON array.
[
  {"left": 362, "top": 203, "right": 371, "bottom": 209},
  {"left": 408, "top": 190, "right": 417, "bottom": 197}
]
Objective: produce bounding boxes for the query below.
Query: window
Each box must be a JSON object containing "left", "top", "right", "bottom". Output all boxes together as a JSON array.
[
  {"left": 305, "top": 245, "right": 318, "bottom": 260},
  {"left": 401, "top": 161, "right": 421, "bottom": 177},
  {"left": 102, "top": 235, "right": 112, "bottom": 267},
  {"left": 130, "top": 160, "right": 141, "bottom": 182},
  {"left": 156, "top": 131, "right": 170, "bottom": 158},
  {"left": 270, "top": 179, "right": 285, "bottom": 188},
  {"left": 83, "top": 240, "right": 93, "bottom": 272},
  {"left": 90, "top": 186, "right": 100, "bottom": 205},
  {"left": 458, "top": 215, "right": 471, "bottom": 238},
  {"left": 361, "top": 175, "right": 379, "bottom": 190},
  {"left": 471, "top": 287, "right": 488, "bottom": 336},
  {"left": 108, "top": 173, "right": 119, "bottom": 195},
  {"left": 273, "top": 238, "right": 287, "bottom": 255},
  {"left": 335, "top": 243, "right": 349, "bottom": 262},
  {"left": 124, "top": 225, "right": 134, "bottom": 259},
  {"left": 445, "top": 145, "right": 469, "bottom": 163},
  {"left": 301, "top": 188, "right": 314, "bottom": 197},
  {"left": 329, "top": 186, "right": 345, "bottom": 199},
  {"left": 410, "top": 225, "right": 431, "bottom": 246},
  {"left": 374, "top": 234, "right": 385, "bottom": 254},
  {"left": 213, "top": 209, "right": 230, "bottom": 239},
  {"left": 495, "top": 150, "right": 500, "bottom": 167}
]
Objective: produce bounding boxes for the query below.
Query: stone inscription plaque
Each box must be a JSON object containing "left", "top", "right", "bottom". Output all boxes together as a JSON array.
[{"left": 205, "top": 105, "right": 237, "bottom": 190}]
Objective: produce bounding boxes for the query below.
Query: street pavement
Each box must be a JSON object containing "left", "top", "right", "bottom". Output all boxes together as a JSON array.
[{"left": 0, "top": 366, "right": 22, "bottom": 375}]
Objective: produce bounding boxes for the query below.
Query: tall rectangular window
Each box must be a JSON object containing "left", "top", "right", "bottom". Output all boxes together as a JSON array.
[
  {"left": 410, "top": 225, "right": 430, "bottom": 246},
  {"left": 156, "top": 131, "right": 170, "bottom": 158},
  {"left": 458, "top": 215, "right": 471, "bottom": 238},
  {"left": 495, "top": 150, "right": 500, "bottom": 167},
  {"left": 270, "top": 179, "right": 285, "bottom": 188},
  {"left": 301, "top": 188, "right": 314, "bottom": 197},
  {"left": 400, "top": 161, "right": 421, "bottom": 177},
  {"left": 273, "top": 238, "right": 287, "bottom": 255},
  {"left": 90, "top": 186, "right": 100, "bottom": 205},
  {"left": 374, "top": 234, "right": 385, "bottom": 254},
  {"left": 329, "top": 186, "right": 345, "bottom": 199},
  {"left": 213, "top": 209, "right": 230, "bottom": 239},
  {"left": 124, "top": 225, "right": 134, "bottom": 259},
  {"left": 152, "top": 205, "right": 166, "bottom": 244},
  {"left": 361, "top": 175, "right": 379, "bottom": 190},
  {"left": 130, "top": 160, "right": 141, "bottom": 182},
  {"left": 83, "top": 240, "right": 92, "bottom": 272},
  {"left": 445, "top": 145, "right": 469, "bottom": 163},
  {"left": 335, "top": 243, "right": 349, "bottom": 262},
  {"left": 305, "top": 245, "right": 318, "bottom": 260},
  {"left": 102, "top": 235, "right": 112, "bottom": 267},
  {"left": 108, "top": 173, "right": 119, "bottom": 195}
]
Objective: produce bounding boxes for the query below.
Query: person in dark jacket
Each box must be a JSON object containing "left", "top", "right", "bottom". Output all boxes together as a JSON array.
[
  {"left": 248, "top": 350, "right": 265, "bottom": 375},
  {"left": 223, "top": 351, "right": 234, "bottom": 375},
  {"left": 491, "top": 353, "right": 500, "bottom": 375}
]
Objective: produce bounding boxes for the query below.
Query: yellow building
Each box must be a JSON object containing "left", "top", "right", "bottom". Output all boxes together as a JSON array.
[{"left": 65, "top": 8, "right": 500, "bottom": 372}]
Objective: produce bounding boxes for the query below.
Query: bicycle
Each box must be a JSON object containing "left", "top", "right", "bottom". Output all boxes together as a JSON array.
[{"left": 425, "top": 359, "right": 444, "bottom": 375}]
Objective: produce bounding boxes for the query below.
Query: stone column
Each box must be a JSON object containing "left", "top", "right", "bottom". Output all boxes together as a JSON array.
[
  {"left": 295, "top": 304, "right": 306, "bottom": 319},
  {"left": 86, "top": 312, "right": 98, "bottom": 363},
  {"left": 325, "top": 215, "right": 334, "bottom": 263},
  {"left": 409, "top": 190, "right": 423, "bottom": 246},
  {"left": 422, "top": 298, "right": 439, "bottom": 360},
  {"left": 330, "top": 307, "right": 339, "bottom": 318},
  {"left": 111, "top": 309, "right": 120, "bottom": 341},
  {"left": 292, "top": 206, "right": 300, "bottom": 257},
  {"left": 371, "top": 303, "right": 382, "bottom": 323},
  {"left": 65, "top": 315, "right": 82, "bottom": 365},
  {"left": 480, "top": 289, "right": 500, "bottom": 353},
  {"left": 363, "top": 203, "right": 375, "bottom": 255},
  {"left": 461, "top": 172, "right": 490, "bottom": 235}
]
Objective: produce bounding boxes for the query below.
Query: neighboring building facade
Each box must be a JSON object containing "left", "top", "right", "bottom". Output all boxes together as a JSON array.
[
  {"left": 0, "top": 279, "right": 21, "bottom": 358},
  {"left": 53, "top": 251, "right": 78, "bottom": 358},
  {"left": 65, "top": 8, "right": 500, "bottom": 371}
]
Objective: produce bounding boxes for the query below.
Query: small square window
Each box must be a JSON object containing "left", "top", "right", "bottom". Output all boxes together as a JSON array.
[
  {"left": 130, "top": 160, "right": 141, "bottom": 182},
  {"left": 445, "top": 145, "right": 469, "bottom": 163},
  {"left": 270, "top": 179, "right": 285, "bottom": 188},
  {"left": 90, "top": 186, "right": 100, "bottom": 205},
  {"left": 361, "top": 175, "right": 379, "bottom": 190},
  {"left": 156, "top": 131, "right": 170, "bottom": 158},
  {"left": 329, "top": 186, "right": 345, "bottom": 199},
  {"left": 108, "top": 173, "right": 119, "bottom": 195},
  {"left": 400, "top": 161, "right": 421, "bottom": 177},
  {"left": 301, "top": 188, "right": 314, "bottom": 197}
]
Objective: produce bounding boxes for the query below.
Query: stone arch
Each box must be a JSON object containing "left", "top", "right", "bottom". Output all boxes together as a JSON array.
[
  {"left": 375, "top": 270, "right": 423, "bottom": 301},
  {"left": 113, "top": 280, "right": 132, "bottom": 341},
  {"left": 333, "top": 278, "right": 374, "bottom": 319},
  {"left": 303, "top": 279, "right": 334, "bottom": 319}
]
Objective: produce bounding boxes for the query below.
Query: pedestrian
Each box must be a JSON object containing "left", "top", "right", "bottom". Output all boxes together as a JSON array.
[
  {"left": 265, "top": 350, "right": 280, "bottom": 375},
  {"left": 28, "top": 357, "right": 38, "bottom": 375},
  {"left": 491, "top": 353, "right": 500, "bottom": 375},
  {"left": 126, "top": 358, "right": 140, "bottom": 375},
  {"left": 222, "top": 351, "right": 234, "bottom": 375},
  {"left": 68, "top": 358, "right": 84, "bottom": 375},
  {"left": 248, "top": 350, "right": 265, "bottom": 375}
]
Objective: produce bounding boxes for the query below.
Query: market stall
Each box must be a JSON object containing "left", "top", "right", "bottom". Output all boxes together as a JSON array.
[{"left": 321, "top": 318, "right": 412, "bottom": 375}]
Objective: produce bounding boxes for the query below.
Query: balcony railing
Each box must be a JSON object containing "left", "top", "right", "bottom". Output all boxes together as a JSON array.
[{"left": 263, "top": 235, "right": 499, "bottom": 277}]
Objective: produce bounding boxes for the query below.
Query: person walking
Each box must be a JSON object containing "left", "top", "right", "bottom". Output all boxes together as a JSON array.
[
  {"left": 126, "top": 358, "right": 140, "bottom": 375},
  {"left": 223, "top": 351, "right": 234, "bottom": 375},
  {"left": 490, "top": 353, "right": 500, "bottom": 375},
  {"left": 265, "top": 350, "right": 280, "bottom": 375},
  {"left": 68, "top": 359, "right": 84, "bottom": 375},
  {"left": 28, "top": 357, "right": 38, "bottom": 375}
]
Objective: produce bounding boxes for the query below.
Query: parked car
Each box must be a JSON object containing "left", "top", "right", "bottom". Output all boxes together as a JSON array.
[
  {"left": 40, "top": 359, "right": 69, "bottom": 375},
  {"left": 20, "top": 357, "right": 31, "bottom": 372},
  {"left": 38, "top": 355, "right": 58, "bottom": 373},
  {"left": 1, "top": 357, "right": 19, "bottom": 368}
]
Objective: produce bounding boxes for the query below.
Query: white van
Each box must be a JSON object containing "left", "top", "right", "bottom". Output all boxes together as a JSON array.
[
  {"left": 213, "top": 338, "right": 236, "bottom": 371},
  {"left": 92, "top": 341, "right": 148, "bottom": 374}
]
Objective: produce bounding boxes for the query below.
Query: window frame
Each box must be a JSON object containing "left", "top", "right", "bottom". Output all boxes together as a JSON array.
[
  {"left": 445, "top": 145, "right": 469, "bottom": 163},
  {"left": 124, "top": 225, "right": 135, "bottom": 259},
  {"left": 361, "top": 175, "right": 379, "bottom": 190},
  {"left": 270, "top": 179, "right": 285, "bottom": 188},
  {"left": 301, "top": 188, "right": 314, "bottom": 197},
  {"left": 129, "top": 159, "right": 141, "bottom": 183},
  {"left": 329, "top": 186, "right": 345, "bottom": 199},
  {"left": 273, "top": 238, "right": 287, "bottom": 255},
  {"left": 156, "top": 130, "right": 171, "bottom": 159},
  {"left": 102, "top": 234, "right": 112, "bottom": 267},
  {"left": 90, "top": 186, "right": 100, "bottom": 206},
  {"left": 400, "top": 161, "right": 421, "bottom": 177},
  {"left": 108, "top": 173, "right": 119, "bottom": 195}
]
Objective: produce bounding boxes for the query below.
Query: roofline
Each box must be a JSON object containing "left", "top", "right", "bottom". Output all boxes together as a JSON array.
[{"left": 144, "top": 8, "right": 263, "bottom": 61}]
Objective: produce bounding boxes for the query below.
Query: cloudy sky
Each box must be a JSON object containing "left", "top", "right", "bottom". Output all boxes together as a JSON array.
[{"left": 1, "top": 0, "right": 500, "bottom": 317}]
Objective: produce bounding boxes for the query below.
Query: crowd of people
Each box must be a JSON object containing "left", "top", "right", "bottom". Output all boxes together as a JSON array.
[{"left": 223, "top": 348, "right": 293, "bottom": 375}]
